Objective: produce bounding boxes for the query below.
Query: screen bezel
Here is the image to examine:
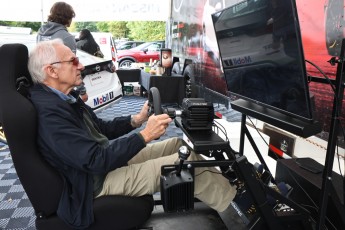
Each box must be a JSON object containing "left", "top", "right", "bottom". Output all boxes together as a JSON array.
[{"left": 212, "top": 0, "right": 314, "bottom": 123}]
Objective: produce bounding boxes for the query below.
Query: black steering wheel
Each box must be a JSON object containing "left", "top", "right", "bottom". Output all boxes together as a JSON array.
[{"left": 148, "top": 87, "right": 163, "bottom": 115}]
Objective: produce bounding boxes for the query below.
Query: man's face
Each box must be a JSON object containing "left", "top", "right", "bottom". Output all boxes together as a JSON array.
[{"left": 52, "top": 44, "right": 84, "bottom": 91}]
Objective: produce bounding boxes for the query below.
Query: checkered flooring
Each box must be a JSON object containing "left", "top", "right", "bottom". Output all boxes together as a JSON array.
[
  {"left": 0, "top": 145, "right": 36, "bottom": 230},
  {"left": 0, "top": 95, "right": 184, "bottom": 230},
  {"left": 0, "top": 95, "right": 242, "bottom": 229}
]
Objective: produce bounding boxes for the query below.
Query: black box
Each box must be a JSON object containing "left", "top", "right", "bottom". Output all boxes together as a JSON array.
[
  {"left": 275, "top": 158, "right": 344, "bottom": 230},
  {"left": 263, "top": 124, "right": 296, "bottom": 158}
]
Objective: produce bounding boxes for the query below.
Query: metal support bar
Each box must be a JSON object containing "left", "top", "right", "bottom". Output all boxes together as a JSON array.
[{"left": 317, "top": 38, "right": 345, "bottom": 230}]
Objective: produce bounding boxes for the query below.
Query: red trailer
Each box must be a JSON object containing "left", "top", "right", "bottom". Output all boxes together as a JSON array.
[{"left": 167, "top": 0, "right": 344, "bottom": 145}]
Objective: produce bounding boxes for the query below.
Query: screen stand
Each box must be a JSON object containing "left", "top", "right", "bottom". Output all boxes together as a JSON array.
[
  {"left": 175, "top": 117, "right": 312, "bottom": 229},
  {"left": 231, "top": 99, "right": 321, "bottom": 138},
  {"left": 316, "top": 39, "right": 345, "bottom": 230},
  {"left": 233, "top": 113, "right": 313, "bottom": 229}
]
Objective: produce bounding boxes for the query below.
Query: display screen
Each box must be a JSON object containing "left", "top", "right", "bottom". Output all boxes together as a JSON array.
[{"left": 212, "top": 0, "right": 313, "bottom": 121}]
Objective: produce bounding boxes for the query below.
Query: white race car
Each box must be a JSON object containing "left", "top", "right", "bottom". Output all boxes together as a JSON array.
[
  {"left": 0, "top": 34, "right": 123, "bottom": 112},
  {"left": 76, "top": 49, "right": 122, "bottom": 112},
  {"left": 0, "top": 34, "right": 123, "bottom": 143}
]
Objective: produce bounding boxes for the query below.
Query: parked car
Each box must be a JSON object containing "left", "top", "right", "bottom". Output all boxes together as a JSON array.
[
  {"left": 77, "top": 49, "right": 123, "bottom": 112},
  {"left": 115, "top": 39, "right": 129, "bottom": 46},
  {"left": 74, "top": 32, "right": 117, "bottom": 63},
  {"left": 0, "top": 126, "right": 5, "bottom": 144},
  {"left": 117, "top": 41, "right": 165, "bottom": 68},
  {"left": 0, "top": 33, "right": 123, "bottom": 112},
  {"left": 117, "top": 41, "right": 145, "bottom": 50}
]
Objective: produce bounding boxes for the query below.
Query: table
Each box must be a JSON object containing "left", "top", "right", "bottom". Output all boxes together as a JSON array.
[
  {"left": 116, "top": 69, "right": 141, "bottom": 94},
  {"left": 139, "top": 71, "right": 185, "bottom": 105}
]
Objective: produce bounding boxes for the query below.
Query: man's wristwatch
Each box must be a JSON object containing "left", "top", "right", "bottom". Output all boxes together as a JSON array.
[{"left": 131, "top": 115, "right": 142, "bottom": 128}]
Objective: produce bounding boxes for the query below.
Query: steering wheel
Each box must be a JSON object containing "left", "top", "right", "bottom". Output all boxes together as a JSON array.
[{"left": 148, "top": 87, "right": 163, "bottom": 115}]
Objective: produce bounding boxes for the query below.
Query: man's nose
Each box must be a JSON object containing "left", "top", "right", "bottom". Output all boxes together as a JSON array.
[{"left": 78, "top": 62, "right": 85, "bottom": 70}]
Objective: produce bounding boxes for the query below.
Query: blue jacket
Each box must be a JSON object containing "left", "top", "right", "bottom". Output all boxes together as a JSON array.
[{"left": 30, "top": 84, "right": 146, "bottom": 229}]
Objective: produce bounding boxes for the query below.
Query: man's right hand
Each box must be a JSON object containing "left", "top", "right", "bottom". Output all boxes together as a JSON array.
[{"left": 139, "top": 114, "right": 172, "bottom": 143}]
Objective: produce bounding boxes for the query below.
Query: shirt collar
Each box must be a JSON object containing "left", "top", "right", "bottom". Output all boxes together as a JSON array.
[{"left": 48, "top": 86, "right": 77, "bottom": 104}]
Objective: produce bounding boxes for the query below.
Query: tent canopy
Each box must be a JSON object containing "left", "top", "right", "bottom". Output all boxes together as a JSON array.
[{"left": 0, "top": 0, "right": 171, "bottom": 22}]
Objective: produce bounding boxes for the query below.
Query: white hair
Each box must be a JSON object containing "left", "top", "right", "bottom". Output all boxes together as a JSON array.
[{"left": 28, "top": 39, "right": 63, "bottom": 84}]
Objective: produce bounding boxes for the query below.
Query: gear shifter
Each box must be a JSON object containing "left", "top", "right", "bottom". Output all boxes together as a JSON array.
[{"left": 176, "top": 146, "right": 190, "bottom": 176}]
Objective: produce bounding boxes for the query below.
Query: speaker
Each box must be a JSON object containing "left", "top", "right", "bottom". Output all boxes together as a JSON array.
[{"left": 275, "top": 158, "right": 344, "bottom": 230}]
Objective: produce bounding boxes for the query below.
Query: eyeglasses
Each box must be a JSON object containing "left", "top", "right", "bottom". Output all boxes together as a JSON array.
[{"left": 50, "top": 57, "right": 80, "bottom": 66}]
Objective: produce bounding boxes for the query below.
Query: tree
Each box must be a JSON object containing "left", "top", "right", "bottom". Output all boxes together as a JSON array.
[
  {"left": 0, "top": 21, "right": 167, "bottom": 41},
  {"left": 75, "top": 22, "right": 98, "bottom": 32},
  {"left": 126, "top": 21, "right": 165, "bottom": 41},
  {"left": 96, "top": 22, "right": 109, "bottom": 32},
  {"left": 108, "top": 21, "right": 129, "bottom": 39},
  {"left": 0, "top": 21, "right": 41, "bottom": 32},
  {"left": 68, "top": 22, "right": 77, "bottom": 33}
]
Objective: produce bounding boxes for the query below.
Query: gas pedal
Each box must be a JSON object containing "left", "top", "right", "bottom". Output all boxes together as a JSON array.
[{"left": 230, "top": 201, "right": 251, "bottom": 225}]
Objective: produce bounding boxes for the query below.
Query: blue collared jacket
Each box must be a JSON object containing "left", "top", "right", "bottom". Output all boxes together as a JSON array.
[{"left": 30, "top": 84, "right": 146, "bottom": 229}]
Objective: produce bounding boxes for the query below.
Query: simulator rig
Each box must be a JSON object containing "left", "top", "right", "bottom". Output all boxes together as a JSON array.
[{"left": 147, "top": 87, "right": 316, "bottom": 230}]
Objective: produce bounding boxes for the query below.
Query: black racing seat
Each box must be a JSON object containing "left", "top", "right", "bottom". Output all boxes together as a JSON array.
[{"left": 0, "top": 43, "right": 154, "bottom": 230}]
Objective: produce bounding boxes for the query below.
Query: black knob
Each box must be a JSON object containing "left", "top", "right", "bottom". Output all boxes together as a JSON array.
[
  {"left": 176, "top": 146, "right": 190, "bottom": 176},
  {"left": 163, "top": 108, "right": 176, "bottom": 119}
]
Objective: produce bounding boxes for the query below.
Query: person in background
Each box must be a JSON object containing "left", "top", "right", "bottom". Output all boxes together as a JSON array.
[
  {"left": 28, "top": 39, "right": 237, "bottom": 229},
  {"left": 37, "top": 2, "right": 88, "bottom": 102},
  {"left": 77, "top": 82, "right": 88, "bottom": 102},
  {"left": 37, "top": 1, "right": 76, "bottom": 54},
  {"left": 77, "top": 29, "right": 104, "bottom": 58}
]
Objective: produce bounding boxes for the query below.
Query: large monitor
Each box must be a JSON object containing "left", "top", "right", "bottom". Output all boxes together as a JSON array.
[{"left": 212, "top": 0, "right": 314, "bottom": 123}]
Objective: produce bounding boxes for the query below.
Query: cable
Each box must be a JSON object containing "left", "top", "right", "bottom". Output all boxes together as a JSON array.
[
  {"left": 247, "top": 116, "right": 281, "bottom": 162},
  {"left": 305, "top": 59, "right": 345, "bottom": 181},
  {"left": 305, "top": 59, "right": 336, "bottom": 93},
  {"left": 216, "top": 105, "right": 342, "bottom": 227},
  {"left": 213, "top": 119, "right": 229, "bottom": 142},
  {"left": 194, "top": 169, "right": 223, "bottom": 177},
  {"left": 212, "top": 119, "right": 240, "bottom": 158},
  {"left": 300, "top": 203, "right": 339, "bottom": 230},
  {"left": 246, "top": 116, "right": 328, "bottom": 217}
]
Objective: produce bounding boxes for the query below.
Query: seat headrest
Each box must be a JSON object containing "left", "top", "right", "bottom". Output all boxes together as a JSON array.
[{"left": 0, "top": 43, "right": 32, "bottom": 96}]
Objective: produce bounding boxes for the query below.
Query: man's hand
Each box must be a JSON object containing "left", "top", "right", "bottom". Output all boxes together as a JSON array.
[
  {"left": 131, "top": 101, "right": 149, "bottom": 128},
  {"left": 139, "top": 114, "right": 172, "bottom": 143}
]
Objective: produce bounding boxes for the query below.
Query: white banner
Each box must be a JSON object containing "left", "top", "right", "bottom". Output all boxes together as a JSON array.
[{"left": 0, "top": 0, "right": 171, "bottom": 22}]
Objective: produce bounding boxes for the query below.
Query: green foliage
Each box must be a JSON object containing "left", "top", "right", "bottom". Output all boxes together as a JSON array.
[
  {"left": 0, "top": 20, "right": 166, "bottom": 42},
  {"left": 68, "top": 22, "right": 77, "bottom": 32},
  {"left": 0, "top": 21, "right": 41, "bottom": 32},
  {"left": 75, "top": 22, "right": 98, "bottom": 32},
  {"left": 126, "top": 21, "right": 166, "bottom": 41},
  {"left": 108, "top": 21, "right": 128, "bottom": 39},
  {"left": 96, "top": 22, "right": 109, "bottom": 32}
]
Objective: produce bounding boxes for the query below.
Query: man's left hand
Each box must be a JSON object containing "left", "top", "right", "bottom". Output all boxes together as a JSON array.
[{"left": 131, "top": 101, "right": 149, "bottom": 127}]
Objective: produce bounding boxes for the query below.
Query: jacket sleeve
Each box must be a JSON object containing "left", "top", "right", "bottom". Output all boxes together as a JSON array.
[
  {"left": 36, "top": 100, "right": 145, "bottom": 174},
  {"left": 84, "top": 104, "right": 137, "bottom": 139}
]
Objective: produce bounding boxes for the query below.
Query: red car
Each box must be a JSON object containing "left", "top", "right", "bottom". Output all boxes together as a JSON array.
[
  {"left": 117, "top": 41, "right": 165, "bottom": 68},
  {"left": 116, "top": 41, "right": 145, "bottom": 50}
]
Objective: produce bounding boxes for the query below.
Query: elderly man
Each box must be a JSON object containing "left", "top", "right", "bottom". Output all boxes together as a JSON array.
[{"left": 28, "top": 39, "right": 236, "bottom": 229}]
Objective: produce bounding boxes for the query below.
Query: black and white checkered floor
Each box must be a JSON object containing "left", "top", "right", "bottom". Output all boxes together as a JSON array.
[
  {"left": 0, "top": 95, "right": 243, "bottom": 230},
  {"left": 0, "top": 145, "right": 36, "bottom": 230},
  {"left": 0, "top": 96, "right": 185, "bottom": 230}
]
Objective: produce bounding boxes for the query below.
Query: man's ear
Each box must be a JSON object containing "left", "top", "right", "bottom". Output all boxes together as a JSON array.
[{"left": 45, "top": 65, "right": 59, "bottom": 79}]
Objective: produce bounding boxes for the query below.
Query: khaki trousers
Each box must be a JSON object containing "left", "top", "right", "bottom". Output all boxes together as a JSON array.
[{"left": 97, "top": 137, "right": 236, "bottom": 212}]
